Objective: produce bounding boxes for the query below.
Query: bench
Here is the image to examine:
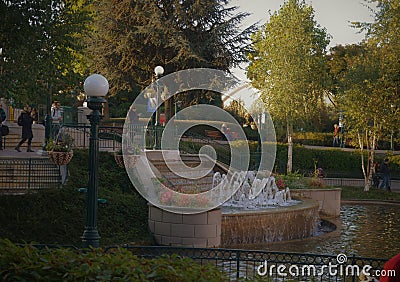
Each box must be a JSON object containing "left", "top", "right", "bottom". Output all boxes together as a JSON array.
[{"left": 204, "top": 130, "right": 224, "bottom": 140}]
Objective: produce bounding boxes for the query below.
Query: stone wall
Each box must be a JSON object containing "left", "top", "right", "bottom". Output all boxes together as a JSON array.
[
  {"left": 291, "top": 188, "right": 341, "bottom": 217},
  {"left": 148, "top": 205, "right": 221, "bottom": 247}
]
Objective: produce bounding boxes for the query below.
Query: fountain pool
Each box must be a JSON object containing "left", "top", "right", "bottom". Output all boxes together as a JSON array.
[
  {"left": 227, "top": 202, "right": 400, "bottom": 259},
  {"left": 221, "top": 199, "right": 320, "bottom": 245}
]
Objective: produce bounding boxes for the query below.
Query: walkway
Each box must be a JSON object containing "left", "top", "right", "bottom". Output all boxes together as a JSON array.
[
  {"left": 303, "top": 145, "right": 400, "bottom": 155},
  {"left": 0, "top": 148, "right": 48, "bottom": 158},
  {"left": 324, "top": 178, "right": 400, "bottom": 193}
]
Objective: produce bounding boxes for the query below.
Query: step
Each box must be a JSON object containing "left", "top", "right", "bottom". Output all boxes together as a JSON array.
[{"left": 3, "top": 134, "right": 43, "bottom": 149}]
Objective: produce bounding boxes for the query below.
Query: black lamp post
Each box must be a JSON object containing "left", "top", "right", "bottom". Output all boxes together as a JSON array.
[
  {"left": 44, "top": 84, "right": 52, "bottom": 141},
  {"left": 81, "top": 74, "right": 108, "bottom": 248},
  {"left": 153, "top": 65, "right": 164, "bottom": 150}
]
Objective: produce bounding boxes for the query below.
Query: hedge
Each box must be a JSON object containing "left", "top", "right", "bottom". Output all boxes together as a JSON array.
[{"left": 0, "top": 239, "right": 226, "bottom": 281}]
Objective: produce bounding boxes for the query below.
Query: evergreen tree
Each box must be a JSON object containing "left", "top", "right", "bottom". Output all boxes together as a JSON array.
[{"left": 87, "top": 0, "right": 256, "bottom": 120}]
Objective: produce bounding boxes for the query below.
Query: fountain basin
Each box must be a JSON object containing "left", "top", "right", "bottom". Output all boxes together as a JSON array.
[
  {"left": 290, "top": 188, "right": 341, "bottom": 217},
  {"left": 221, "top": 199, "right": 319, "bottom": 246}
]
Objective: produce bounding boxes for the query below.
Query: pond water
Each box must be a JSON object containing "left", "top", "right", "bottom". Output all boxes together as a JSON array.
[{"left": 232, "top": 203, "right": 400, "bottom": 259}]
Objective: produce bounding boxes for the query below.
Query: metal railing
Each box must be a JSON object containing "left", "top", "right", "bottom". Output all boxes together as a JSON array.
[
  {"left": 102, "top": 246, "right": 387, "bottom": 281},
  {"left": 18, "top": 243, "right": 388, "bottom": 281},
  {"left": 0, "top": 158, "right": 60, "bottom": 193}
]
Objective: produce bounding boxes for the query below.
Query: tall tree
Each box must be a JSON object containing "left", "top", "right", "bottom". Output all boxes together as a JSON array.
[
  {"left": 86, "top": 0, "right": 256, "bottom": 120},
  {"left": 340, "top": 43, "right": 380, "bottom": 191},
  {"left": 247, "top": 0, "right": 330, "bottom": 173},
  {"left": 0, "top": 0, "right": 91, "bottom": 106},
  {"left": 341, "top": 0, "right": 400, "bottom": 190}
]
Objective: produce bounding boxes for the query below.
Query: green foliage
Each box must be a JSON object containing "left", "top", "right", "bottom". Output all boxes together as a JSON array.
[
  {"left": 275, "top": 171, "right": 308, "bottom": 189},
  {"left": 248, "top": 0, "right": 330, "bottom": 124},
  {"left": 0, "top": 149, "right": 152, "bottom": 246},
  {"left": 224, "top": 99, "right": 248, "bottom": 125},
  {"left": 87, "top": 0, "right": 256, "bottom": 96},
  {"left": 247, "top": 0, "right": 330, "bottom": 173},
  {"left": 292, "top": 131, "right": 334, "bottom": 146},
  {"left": 0, "top": 239, "right": 227, "bottom": 281},
  {"left": 0, "top": 0, "right": 91, "bottom": 105},
  {"left": 45, "top": 133, "right": 74, "bottom": 152},
  {"left": 274, "top": 144, "right": 365, "bottom": 177},
  {"left": 341, "top": 186, "right": 400, "bottom": 201}
]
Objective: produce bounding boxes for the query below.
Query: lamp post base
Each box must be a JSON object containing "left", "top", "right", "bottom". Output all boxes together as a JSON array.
[{"left": 82, "top": 229, "right": 100, "bottom": 248}]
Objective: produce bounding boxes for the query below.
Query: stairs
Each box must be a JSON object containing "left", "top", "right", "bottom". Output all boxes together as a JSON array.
[
  {"left": 147, "top": 152, "right": 221, "bottom": 193},
  {"left": 3, "top": 132, "right": 43, "bottom": 150},
  {"left": 0, "top": 157, "right": 61, "bottom": 194},
  {"left": 3, "top": 121, "right": 44, "bottom": 150}
]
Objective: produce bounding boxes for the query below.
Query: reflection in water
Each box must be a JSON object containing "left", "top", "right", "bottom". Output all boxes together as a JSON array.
[{"left": 232, "top": 204, "right": 400, "bottom": 259}]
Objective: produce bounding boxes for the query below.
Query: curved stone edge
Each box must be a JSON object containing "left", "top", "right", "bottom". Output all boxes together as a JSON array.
[
  {"left": 291, "top": 188, "right": 341, "bottom": 217},
  {"left": 220, "top": 198, "right": 320, "bottom": 246},
  {"left": 148, "top": 204, "right": 221, "bottom": 248}
]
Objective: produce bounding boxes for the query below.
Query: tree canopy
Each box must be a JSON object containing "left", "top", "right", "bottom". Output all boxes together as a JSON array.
[
  {"left": 86, "top": 0, "right": 256, "bottom": 118},
  {"left": 247, "top": 0, "right": 330, "bottom": 172},
  {"left": 0, "top": 0, "right": 91, "bottom": 106}
]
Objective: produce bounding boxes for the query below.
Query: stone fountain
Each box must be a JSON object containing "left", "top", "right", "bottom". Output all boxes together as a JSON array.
[
  {"left": 211, "top": 171, "right": 320, "bottom": 246},
  {"left": 145, "top": 153, "right": 321, "bottom": 247}
]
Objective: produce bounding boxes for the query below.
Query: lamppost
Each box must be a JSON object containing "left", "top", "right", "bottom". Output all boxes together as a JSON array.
[
  {"left": 44, "top": 84, "right": 52, "bottom": 142},
  {"left": 153, "top": 65, "right": 164, "bottom": 150},
  {"left": 81, "top": 74, "right": 109, "bottom": 248}
]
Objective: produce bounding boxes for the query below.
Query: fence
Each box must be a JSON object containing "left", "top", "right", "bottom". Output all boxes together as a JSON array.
[
  {"left": 17, "top": 244, "right": 389, "bottom": 281},
  {"left": 63, "top": 124, "right": 162, "bottom": 151},
  {"left": 0, "top": 158, "right": 60, "bottom": 193},
  {"left": 103, "top": 246, "right": 388, "bottom": 281}
]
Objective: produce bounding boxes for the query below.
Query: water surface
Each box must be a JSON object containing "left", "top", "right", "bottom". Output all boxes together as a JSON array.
[{"left": 231, "top": 203, "right": 400, "bottom": 259}]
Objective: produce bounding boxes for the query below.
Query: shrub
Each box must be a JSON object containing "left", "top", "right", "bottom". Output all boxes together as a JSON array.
[
  {"left": 0, "top": 149, "right": 153, "bottom": 246},
  {"left": 0, "top": 239, "right": 227, "bottom": 281}
]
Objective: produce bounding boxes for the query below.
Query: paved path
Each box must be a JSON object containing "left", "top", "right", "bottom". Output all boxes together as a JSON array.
[
  {"left": 0, "top": 148, "right": 48, "bottom": 158},
  {"left": 303, "top": 145, "right": 400, "bottom": 155},
  {"left": 324, "top": 178, "right": 399, "bottom": 193}
]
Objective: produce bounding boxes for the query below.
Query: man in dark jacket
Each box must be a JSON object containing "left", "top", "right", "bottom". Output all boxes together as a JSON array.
[
  {"left": 15, "top": 106, "right": 37, "bottom": 152},
  {"left": 379, "top": 158, "right": 391, "bottom": 192}
]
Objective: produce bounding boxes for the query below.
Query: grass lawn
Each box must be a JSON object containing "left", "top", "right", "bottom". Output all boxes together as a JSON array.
[{"left": 340, "top": 186, "right": 400, "bottom": 201}]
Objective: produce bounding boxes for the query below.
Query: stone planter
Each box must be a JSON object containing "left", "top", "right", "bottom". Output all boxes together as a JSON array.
[
  {"left": 291, "top": 188, "right": 341, "bottom": 217},
  {"left": 148, "top": 204, "right": 221, "bottom": 247}
]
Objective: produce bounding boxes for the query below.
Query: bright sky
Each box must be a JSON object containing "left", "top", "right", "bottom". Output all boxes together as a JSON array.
[
  {"left": 226, "top": 0, "right": 376, "bottom": 108},
  {"left": 231, "top": 0, "right": 375, "bottom": 47}
]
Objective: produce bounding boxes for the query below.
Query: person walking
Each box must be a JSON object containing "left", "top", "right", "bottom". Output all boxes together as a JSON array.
[
  {"left": 51, "top": 101, "right": 62, "bottom": 138},
  {"left": 15, "top": 106, "right": 37, "bottom": 152},
  {"left": 333, "top": 124, "right": 340, "bottom": 147},
  {"left": 379, "top": 158, "right": 391, "bottom": 192}
]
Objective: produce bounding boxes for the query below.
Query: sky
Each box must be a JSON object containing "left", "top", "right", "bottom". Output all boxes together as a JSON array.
[
  {"left": 226, "top": 0, "right": 376, "bottom": 107},
  {"left": 231, "top": 0, "right": 375, "bottom": 47}
]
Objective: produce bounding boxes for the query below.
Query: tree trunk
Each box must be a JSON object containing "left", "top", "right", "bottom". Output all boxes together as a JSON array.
[
  {"left": 366, "top": 122, "right": 378, "bottom": 191},
  {"left": 287, "top": 120, "right": 293, "bottom": 174},
  {"left": 358, "top": 132, "right": 369, "bottom": 191}
]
